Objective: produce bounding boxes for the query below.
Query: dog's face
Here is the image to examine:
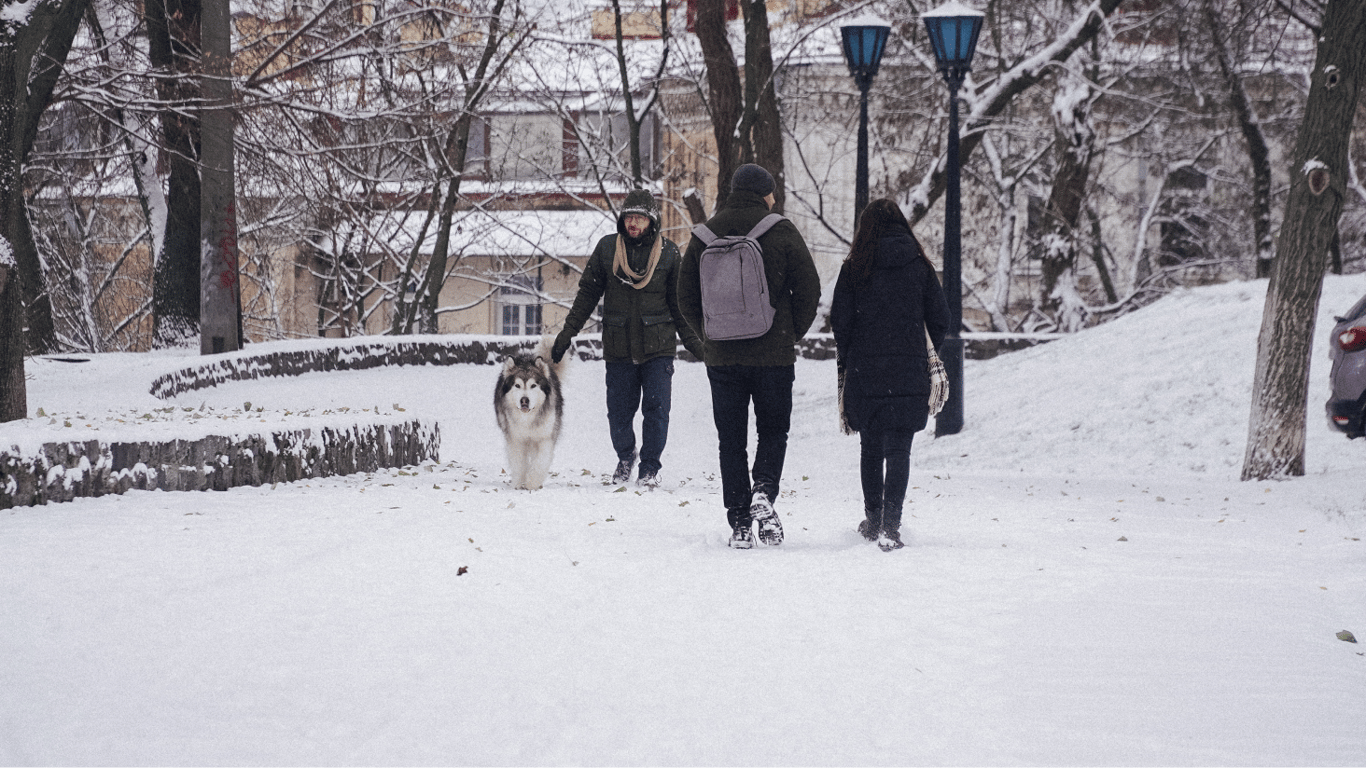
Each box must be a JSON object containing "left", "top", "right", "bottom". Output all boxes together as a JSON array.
[{"left": 500, "top": 358, "right": 552, "bottom": 414}]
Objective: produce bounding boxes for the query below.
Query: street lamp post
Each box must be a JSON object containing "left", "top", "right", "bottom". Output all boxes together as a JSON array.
[
  {"left": 922, "top": 0, "right": 982, "bottom": 436},
  {"left": 840, "top": 17, "right": 890, "bottom": 227}
]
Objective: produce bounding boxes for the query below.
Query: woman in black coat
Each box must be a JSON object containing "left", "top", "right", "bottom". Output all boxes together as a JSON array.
[{"left": 831, "top": 199, "right": 950, "bottom": 551}]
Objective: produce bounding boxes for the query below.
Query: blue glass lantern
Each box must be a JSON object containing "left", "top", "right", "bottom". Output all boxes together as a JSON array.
[
  {"left": 922, "top": 0, "right": 984, "bottom": 76},
  {"left": 840, "top": 19, "right": 891, "bottom": 89}
]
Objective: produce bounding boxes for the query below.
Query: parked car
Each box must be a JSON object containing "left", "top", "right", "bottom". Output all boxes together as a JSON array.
[{"left": 1326, "top": 290, "right": 1366, "bottom": 438}]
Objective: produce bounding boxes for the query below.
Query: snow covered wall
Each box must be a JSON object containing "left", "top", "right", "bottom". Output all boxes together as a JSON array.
[
  {"left": 0, "top": 419, "right": 440, "bottom": 508},
  {"left": 145, "top": 333, "right": 845, "bottom": 400}
]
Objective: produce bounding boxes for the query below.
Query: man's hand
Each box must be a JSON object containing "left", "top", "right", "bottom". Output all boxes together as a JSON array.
[{"left": 551, "top": 333, "right": 572, "bottom": 363}]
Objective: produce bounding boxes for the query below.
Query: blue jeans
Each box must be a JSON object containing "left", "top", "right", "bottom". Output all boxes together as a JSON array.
[
  {"left": 859, "top": 427, "right": 915, "bottom": 528},
  {"left": 605, "top": 356, "right": 674, "bottom": 475},
  {"left": 706, "top": 365, "right": 795, "bottom": 522}
]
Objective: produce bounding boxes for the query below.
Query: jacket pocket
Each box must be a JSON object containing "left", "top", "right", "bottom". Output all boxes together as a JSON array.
[
  {"left": 603, "top": 315, "right": 630, "bottom": 359},
  {"left": 641, "top": 313, "right": 676, "bottom": 357}
]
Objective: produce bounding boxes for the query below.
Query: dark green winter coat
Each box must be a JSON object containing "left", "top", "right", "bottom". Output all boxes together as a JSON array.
[
  {"left": 677, "top": 190, "right": 822, "bottom": 367},
  {"left": 558, "top": 220, "right": 703, "bottom": 365}
]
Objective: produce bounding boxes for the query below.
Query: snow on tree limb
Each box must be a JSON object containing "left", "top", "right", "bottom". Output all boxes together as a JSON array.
[{"left": 906, "top": 0, "right": 1124, "bottom": 224}]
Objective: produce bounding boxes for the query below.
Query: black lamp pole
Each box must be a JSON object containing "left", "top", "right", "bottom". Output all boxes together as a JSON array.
[
  {"left": 841, "top": 20, "right": 890, "bottom": 228},
  {"left": 923, "top": 1, "right": 982, "bottom": 437}
]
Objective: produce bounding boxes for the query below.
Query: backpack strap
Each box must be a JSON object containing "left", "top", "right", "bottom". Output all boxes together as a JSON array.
[
  {"left": 693, "top": 214, "right": 784, "bottom": 245},
  {"left": 691, "top": 224, "right": 719, "bottom": 245},
  {"left": 745, "top": 213, "right": 786, "bottom": 240}
]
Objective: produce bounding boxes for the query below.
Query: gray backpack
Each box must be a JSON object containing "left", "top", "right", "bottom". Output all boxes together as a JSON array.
[{"left": 692, "top": 213, "right": 785, "bottom": 341}]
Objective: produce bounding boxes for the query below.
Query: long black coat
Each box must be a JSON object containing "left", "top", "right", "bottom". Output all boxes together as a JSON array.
[{"left": 831, "top": 231, "right": 950, "bottom": 433}]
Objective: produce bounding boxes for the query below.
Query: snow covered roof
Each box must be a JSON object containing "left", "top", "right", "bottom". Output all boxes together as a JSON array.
[{"left": 375, "top": 208, "right": 618, "bottom": 259}]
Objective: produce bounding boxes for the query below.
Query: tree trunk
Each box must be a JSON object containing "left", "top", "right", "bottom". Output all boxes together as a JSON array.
[
  {"left": 7, "top": 0, "right": 87, "bottom": 357},
  {"left": 1038, "top": 67, "right": 1096, "bottom": 332},
  {"left": 1242, "top": 0, "right": 1366, "bottom": 480},
  {"left": 417, "top": 127, "right": 471, "bottom": 335},
  {"left": 693, "top": 0, "right": 742, "bottom": 212},
  {"left": 740, "top": 0, "right": 784, "bottom": 213},
  {"left": 609, "top": 0, "right": 670, "bottom": 188},
  {"left": 1204, "top": 0, "right": 1274, "bottom": 279},
  {"left": 146, "top": 0, "right": 203, "bottom": 348},
  {"left": 199, "top": 0, "right": 240, "bottom": 354},
  {"left": 0, "top": 0, "right": 93, "bottom": 421}
]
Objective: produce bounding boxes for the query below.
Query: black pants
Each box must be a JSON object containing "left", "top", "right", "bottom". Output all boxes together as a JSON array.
[
  {"left": 706, "top": 364, "right": 795, "bottom": 526},
  {"left": 859, "top": 426, "right": 915, "bottom": 528}
]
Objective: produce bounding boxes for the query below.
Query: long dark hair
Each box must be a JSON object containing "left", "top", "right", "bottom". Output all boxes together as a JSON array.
[{"left": 845, "top": 198, "right": 927, "bottom": 284}]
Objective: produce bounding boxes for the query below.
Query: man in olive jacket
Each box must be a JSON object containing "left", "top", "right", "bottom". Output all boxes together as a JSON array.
[
  {"left": 552, "top": 189, "right": 704, "bottom": 488},
  {"left": 677, "top": 164, "right": 822, "bottom": 549}
]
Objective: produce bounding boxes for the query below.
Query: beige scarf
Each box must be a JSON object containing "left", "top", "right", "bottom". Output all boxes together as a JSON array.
[{"left": 612, "top": 233, "right": 663, "bottom": 289}]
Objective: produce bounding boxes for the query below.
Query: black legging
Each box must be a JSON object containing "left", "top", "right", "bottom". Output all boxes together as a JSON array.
[{"left": 859, "top": 427, "right": 915, "bottom": 528}]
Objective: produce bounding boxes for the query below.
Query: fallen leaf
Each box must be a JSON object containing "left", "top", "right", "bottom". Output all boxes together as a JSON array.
[{"left": 1337, "top": 630, "right": 1357, "bottom": 643}]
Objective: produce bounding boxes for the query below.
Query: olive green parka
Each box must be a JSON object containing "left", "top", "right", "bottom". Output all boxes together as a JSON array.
[{"left": 557, "top": 213, "right": 703, "bottom": 364}]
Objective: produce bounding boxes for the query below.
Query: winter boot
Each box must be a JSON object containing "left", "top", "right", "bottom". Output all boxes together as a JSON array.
[
  {"left": 858, "top": 503, "right": 881, "bottom": 541},
  {"left": 726, "top": 506, "right": 754, "bottom": 549},
  {"left": 636, "top": 469, "right": 660, "bottom": 488},
  {"left": 612, "top": 450, "right": 638, "bottom": 484},
  {"left": 751, "top": 491, "right": 783, "bottom": 546},
  {"left": 878, "top": 499, "right": 905, "bottom": 551},
  {"left": 877, "top": 526, "right": 905, "bottom": 552},
  {"left": 858, "top": 518, "right": 880, "bottom": 542},
  {"left": 728, "top": 523, "right": 755, "bottom": 549}
]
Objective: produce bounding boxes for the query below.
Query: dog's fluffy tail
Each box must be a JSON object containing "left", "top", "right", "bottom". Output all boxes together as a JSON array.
[{"left": 534, "top": 334, "right": 568, "bottom": 381}]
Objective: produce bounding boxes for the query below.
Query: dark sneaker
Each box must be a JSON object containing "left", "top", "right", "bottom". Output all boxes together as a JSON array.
[
  {"left": 858, "top": 519, "right": 879, "bottom": 542},
  {"left": 751, "top": 492, "right": 783, "bottom": 546},
  {"left": 877, "top": 527, "right": 905, "bottom": 552},
  {"left": 611, "top": 451, "right": 637, "bottom": 484},
  {"left": 728, "top": 524, "right": 755, "bottom": 549},
  {"left": 636, "top": 469, "right": 660, "bottom": 488}
]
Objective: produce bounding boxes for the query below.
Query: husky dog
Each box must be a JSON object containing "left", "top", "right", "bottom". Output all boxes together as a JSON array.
[{"left": 494, "top": 338, "right": 566, "bottom": 490}]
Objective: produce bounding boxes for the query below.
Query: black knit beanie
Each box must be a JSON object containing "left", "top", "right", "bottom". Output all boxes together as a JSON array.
[
  {"left": 619, "top": 189, "right": 660, "bottom": 226},
  {"left": 731, "top": 163, "right": 775, "bottom": 196}
]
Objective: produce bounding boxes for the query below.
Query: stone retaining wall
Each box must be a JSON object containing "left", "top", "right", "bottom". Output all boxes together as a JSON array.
[
  {"left": 146, "top": 335, "right": 850, "bottom": 399},
  {"left": 1, "top": 419, "right": 439, "bottom": 509},
  {"left": 149, "top": 337, "right": 554, "bottom": 399}
]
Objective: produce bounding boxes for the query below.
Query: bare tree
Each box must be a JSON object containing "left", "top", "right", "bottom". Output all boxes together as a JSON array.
[
  {"left": 692, "top": 0, "right": 742, "bottom": 212},
  {"left": 144, "top": 0, "right": 203, "bottom": 347},
  {"left": 1037, "top": 55, "right": 1099, "bottom": 332},
  {"left": 1, "top": 0, "right": 92, "bottom": 422},
  {"left": 1242, "top": 0, "right": 1366, "bottom": 480},
  {"left": 1204, "top": 0, "right": 1274, "bottom": 278},
  {"left": 902, "top": 0, "right": 1125, "bottom": 226},
  {"left": 609, "top": 0, "right": 670, "bottom": 188},
  {"left": 690, "top": 0, "right": 785, "bottom": 213},
  {"left": 404, "top": 0, "right": 534, "bottom": 335}
]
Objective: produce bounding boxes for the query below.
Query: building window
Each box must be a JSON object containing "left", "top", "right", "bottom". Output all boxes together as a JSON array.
[{"left": 499, "top": 274, "right": 542, "bottom": 336}]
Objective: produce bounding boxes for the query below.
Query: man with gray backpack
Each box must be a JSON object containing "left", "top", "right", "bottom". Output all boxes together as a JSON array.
[{"left": 678, "top": 163, "right": 822, "bottom": 549}]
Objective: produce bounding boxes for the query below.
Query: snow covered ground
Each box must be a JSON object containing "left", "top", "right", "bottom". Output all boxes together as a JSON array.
[{"left": 3, "top": 276, "right": 1364, "bottom": 766}]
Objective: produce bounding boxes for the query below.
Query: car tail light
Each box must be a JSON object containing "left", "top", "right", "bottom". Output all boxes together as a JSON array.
[
  {"left": 1337, "top": 327, "right": 1366, "bottom": 352},
  {"left": 1333, "top": 415, "right": 1352, "bottom": 427}
]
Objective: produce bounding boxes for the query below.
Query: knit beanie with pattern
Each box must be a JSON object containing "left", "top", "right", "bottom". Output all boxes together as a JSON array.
[{"left": 619, "top": 189, "right": 660, "bottom": 226}]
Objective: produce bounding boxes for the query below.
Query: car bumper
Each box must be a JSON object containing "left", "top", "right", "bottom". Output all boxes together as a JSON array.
[{"left": 1326, "top": 397, "right": 1366, "bottom": 438}]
